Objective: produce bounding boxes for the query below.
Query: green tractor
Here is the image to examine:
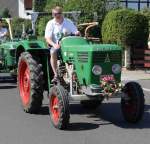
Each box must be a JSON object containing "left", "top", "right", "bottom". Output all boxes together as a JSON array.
[
  {"left": 0, "top": 18, "right": 145, "bottom": 130},
  {"left": 18, "top": 21, "right": 144, "bottom": 130},
  {"left": 0, "top": 18, "right": 45, "bottom": 80}
]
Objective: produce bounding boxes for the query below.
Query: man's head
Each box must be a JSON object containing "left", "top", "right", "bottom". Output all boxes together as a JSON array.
[
  {"left": 0, "top": 18, "right": 2, "bottom": 28},
  {"left": 52, "top": 6, "right": 63, "bottom": 20}
]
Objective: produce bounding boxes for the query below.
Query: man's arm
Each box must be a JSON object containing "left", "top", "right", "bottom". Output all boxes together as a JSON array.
[
  {"left": 45, "top": 21, "right": 60, "bottom": 49},
  {"left": 68, "top": 19, "right": 80, "bottom": 36},
  {"left": 1, "top": 28, "right": 8, "bottom": 37},
  {"left": 45, "top": 37, "right": 60, "bottom": 49}
]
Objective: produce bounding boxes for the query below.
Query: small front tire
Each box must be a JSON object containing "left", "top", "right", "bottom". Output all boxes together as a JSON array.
[
  {"left": 49, "top": 85, "right": 70, "bottom": 129},
  {"left": 121, "top": 82, "right": 145, "bottom": 123}
]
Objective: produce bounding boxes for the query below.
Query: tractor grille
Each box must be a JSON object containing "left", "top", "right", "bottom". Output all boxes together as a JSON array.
[
  {"left": 77, "top": 52, "right": 88, "bottom": 63},
  {"left": 110, "top": 53, "right": 122, "bottom": 62},
  {"left": 93, "top": 52, "right": 121, "bottom": 63},
  {"left": 10, "top": 49, "right": 16, "bottom": 57}
]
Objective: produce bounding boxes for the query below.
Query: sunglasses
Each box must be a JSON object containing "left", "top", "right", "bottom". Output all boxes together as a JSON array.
[{"left": 53, "top": 13, "right": 62, "bottom": 16}]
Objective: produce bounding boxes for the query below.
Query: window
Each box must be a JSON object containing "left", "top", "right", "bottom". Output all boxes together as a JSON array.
[{"left": 24, "top": 0, "right": 33, "bottom": 10}]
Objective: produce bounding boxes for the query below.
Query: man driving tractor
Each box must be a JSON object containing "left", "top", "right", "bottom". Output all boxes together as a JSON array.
[
  {"left": 0, "top": 17, "right": 8, "bottom": 65},
  {"left": 0, "top": 17, "right": 8, "bottom": 41},
  {"left": 45, "top": 6, "right": 80, "bottom": 83}
]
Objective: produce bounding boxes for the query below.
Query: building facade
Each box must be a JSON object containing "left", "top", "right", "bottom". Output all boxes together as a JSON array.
[
  {"left": 0, "top": 0, "right": 19, "bottom": 17},
  {"left": 18, "top": 0, "right": 33, "bottom": 19},
  {"left": 109, "top": 0, "right": 150, "bottom": 11}
]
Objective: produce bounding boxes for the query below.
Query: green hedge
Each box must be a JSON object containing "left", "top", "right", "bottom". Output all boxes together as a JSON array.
[
  {"left": 36, "top": 16, "right": 50, "bottom": 36},
  {"left": 102, "top": 9, "right": 149, "bottom": 49},
  {"left": 33, "top": 0, "right": 47, "bottom": 12},
  {"left": 11, "top": 18, "right": 32, "bottom": 37},
  {"left": 141, "top": 8, "right": 150, "bottom": 31}
]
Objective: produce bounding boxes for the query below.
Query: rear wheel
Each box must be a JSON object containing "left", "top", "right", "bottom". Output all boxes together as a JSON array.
[
  {"left": 18, "top": 52, "right": 44, "bottom": 113},
  {"left": 121, "top": 82, "right": 145, "bottom": 123},
  {"left": 49, "top": 85, "right": 70, "bottom": 129},
  {"left": 80, "top": 100, "right": 102, "bottom": 110}
]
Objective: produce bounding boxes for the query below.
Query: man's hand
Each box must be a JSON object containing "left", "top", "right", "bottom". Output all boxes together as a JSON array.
[
  {"left": 45, "top": 37, "right": 60, "bottom": 49},
  {"left": 75, "top": 31, "right": 81, "bottom": 36},
  {"left": 53, "top": 43, "right": 60, "bottom": 49}
]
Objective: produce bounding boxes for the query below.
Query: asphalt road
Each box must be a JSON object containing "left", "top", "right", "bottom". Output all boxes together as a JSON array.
[{"left": 0, "top": 76, "right": 150, "bottom": 144}]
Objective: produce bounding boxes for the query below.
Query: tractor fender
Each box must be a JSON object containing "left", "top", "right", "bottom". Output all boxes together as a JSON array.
[
  {"left": 16, "top": 45, "right": 25, "bottom": 63},
  {"left": 16, "top": 45, "right": 51, "bottom": 91}
]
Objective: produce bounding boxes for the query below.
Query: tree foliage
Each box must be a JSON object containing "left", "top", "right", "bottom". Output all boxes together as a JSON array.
[
  {"left": 36, "top": 0, "right": 120, "bottom": 37},
  {"left": 0, "top": 8, "right": 11, "bottom": 18},
  {"left": 102, "top": 9, "right": 149, "bottom": 49},
  {"left": 11, "top": 18, "right": 31, "bottom": 38},
  {"left": 141, "top": 8, "right": 150, "bottom": 31},
  {"left": 33, "top": 0, "right": 47, "bottom": 12}
]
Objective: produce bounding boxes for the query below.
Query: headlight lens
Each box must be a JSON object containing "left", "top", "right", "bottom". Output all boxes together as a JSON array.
[
  {"left": 92, "top": 65, "right": 102, "bottom": 76},
  {"left": 112, "top": 64, "right": 121, "bottom": 74}
]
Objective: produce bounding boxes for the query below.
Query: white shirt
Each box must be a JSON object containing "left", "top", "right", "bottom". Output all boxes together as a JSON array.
[
  {"left": 0, "top": 27, "right": 7, "bottom": 39},
  {"left": 45, "top": 18, "right": 78, "bottom": 43}
]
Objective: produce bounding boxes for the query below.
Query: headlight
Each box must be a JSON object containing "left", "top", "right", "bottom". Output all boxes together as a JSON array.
[
  {"left": 92, "top": 65, "right": 102, "bottom": 76},
  {"left": 112, "top": 64, "right": 121, "bottom": 74}
]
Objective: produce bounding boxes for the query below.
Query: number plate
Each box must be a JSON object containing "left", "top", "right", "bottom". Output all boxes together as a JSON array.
[{"left": 100, "top": 75, "right": 114, "bottom": 81}]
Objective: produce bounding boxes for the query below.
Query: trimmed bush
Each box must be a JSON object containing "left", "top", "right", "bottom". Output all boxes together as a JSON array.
[
  {"left": 141, "top": 8, "right": 150, "bottom": 31},
  {"left": 102, "top": 9, "right": 149, "bottom": 49}
]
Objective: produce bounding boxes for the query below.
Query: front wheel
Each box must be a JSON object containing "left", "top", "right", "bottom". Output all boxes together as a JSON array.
[
  {"left": 49, "top": 85, "right": 70, "bottom": 129},
  {"left": 121, "top": 82, "right": 145, "bottom": 123}
]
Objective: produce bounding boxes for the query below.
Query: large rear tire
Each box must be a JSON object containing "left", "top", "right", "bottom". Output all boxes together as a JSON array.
[
  {"left": 121, "top": 82, "right": 145, "bottom": 123},
  {"left": 49, "top": 85, "right": 70, "bottom": 130},
  {"left": 18, "top": 52, "right": 44, "bottom": 113}
]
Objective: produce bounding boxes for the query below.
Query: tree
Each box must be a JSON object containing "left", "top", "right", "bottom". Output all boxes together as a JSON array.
[
  {"left": 33, "top": 0, "right": 47, "bottom": 11},
  {"left": 36, "top": 0, "right": 120, "bottom": 37},
  {"left": 102, "top": 9, "right": 149, "bottom": 68},
  {"left": 1, "top": 8, "right": 11, "bottom": 18}
]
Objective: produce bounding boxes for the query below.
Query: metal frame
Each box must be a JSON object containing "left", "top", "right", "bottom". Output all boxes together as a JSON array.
[
  {"left": 109, "top": 0, "right": 150, "bottom": 11},
  {"left": 27, "top": 11, "right": 81, "bottom": 35}
]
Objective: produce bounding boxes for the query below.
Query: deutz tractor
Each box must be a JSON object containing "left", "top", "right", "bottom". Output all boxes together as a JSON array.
[
  {"left": 18, "top": 21, "right": 145, "bottom": 130},
  {"left": 1, "top": 18, "right": 145, "bottom": 130}
]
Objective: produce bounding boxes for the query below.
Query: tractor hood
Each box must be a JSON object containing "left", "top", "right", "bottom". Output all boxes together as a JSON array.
[
  {"left": 61, "top": 36, "right": 122, "bottom": 85},
  {"left": 61, "top": 36, "right": 121, "bottom": 52},
  {"left": 16, "top": 40, "right": 46, "bottom": 50},
  {"left": 0, "top": 39, "right": 46, "bottom": 51},
  {"left": 0, "top": 41, "right": 18, "bottom": 50}
]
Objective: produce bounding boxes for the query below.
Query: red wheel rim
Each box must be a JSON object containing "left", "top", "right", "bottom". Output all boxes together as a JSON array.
[
  {"left": 18, "top": 60, "right": 30, "bottom": 106},
  {"left": 50, "top": 95, "right": 60, "bottom": 125}
]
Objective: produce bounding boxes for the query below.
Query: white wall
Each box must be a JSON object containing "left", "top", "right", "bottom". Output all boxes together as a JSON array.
[{"left": 18, "top": 0, "right": 32, "bottom": 19}]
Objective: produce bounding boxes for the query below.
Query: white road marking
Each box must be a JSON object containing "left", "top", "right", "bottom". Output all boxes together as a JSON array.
[{"left": 143, "top": 88, "right": 150, "bottom": 92}]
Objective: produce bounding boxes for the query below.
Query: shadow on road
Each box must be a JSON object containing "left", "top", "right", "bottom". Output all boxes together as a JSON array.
[
  {"left": 70, "top": 102, "right": 150, "bottom": 130},
  {"left": 33, "top": 101, "right": 150, "bottom": 131},
  {"left": 67, "top": 122, "right": 99, "bottom": 131},
  {"left": 0, "top": 85, "right": 17, "bottom": 89},
  {"left": 0, "top": 76, "right": 17, "bottom": 89},
  {"left": 0, "top": 76, "right": 17, "bottom": 84},
  {"left": 38, "top": 106, "right": 49, "bottom": 115}
]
